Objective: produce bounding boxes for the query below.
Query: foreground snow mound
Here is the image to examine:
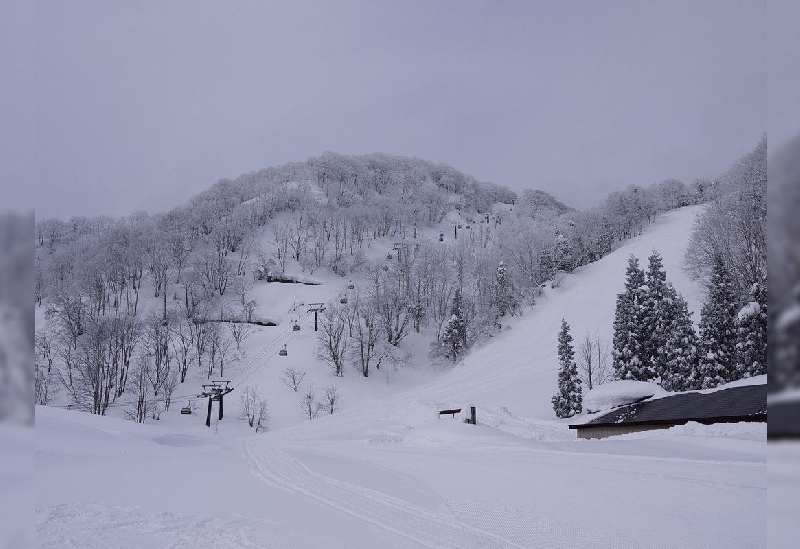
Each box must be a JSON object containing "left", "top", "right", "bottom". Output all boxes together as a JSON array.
[{"left": 583, "top": 380, "right": 667, "bottom": 413}]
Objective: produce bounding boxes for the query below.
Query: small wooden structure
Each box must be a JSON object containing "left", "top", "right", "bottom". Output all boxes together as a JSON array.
[{"left": 439, "top": 408, "right": 461, "bottom": 418}]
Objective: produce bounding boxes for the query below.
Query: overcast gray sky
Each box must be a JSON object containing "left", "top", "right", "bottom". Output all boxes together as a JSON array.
[{"left": 25, "top": 1, "right": 769, "bottom": 219}]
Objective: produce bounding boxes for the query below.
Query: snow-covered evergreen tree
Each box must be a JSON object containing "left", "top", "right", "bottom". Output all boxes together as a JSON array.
[
  {"left": 441, "top": 289, "right": 467, "bottom": 362},
  {"left": 494, "top": 260, "right": 516, "bottom": 318},
  {"left": 660, "top": 288, "right": 700, "bottom": 391},
  {"left": 736, "top": 281, "right": 767, "bottom": 378},
  {"left": 641, "top": 250, "right": 670, "bottom": 380},
  {"left": 554, "top": 232, "right": 575, "bottom": 272},
  {"left": 696, "top": 259, "right": 740, "bottom": 388},
  {"left": 612, "top": 255, "right": 647, "bottom": 380},
  {"left": 552, "top": 319, "right": 582, "bottom": 418}
]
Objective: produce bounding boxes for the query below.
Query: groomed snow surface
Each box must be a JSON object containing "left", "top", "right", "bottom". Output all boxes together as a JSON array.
[{"left": 35, "top": 207, "right": 766, "bottom": 548}]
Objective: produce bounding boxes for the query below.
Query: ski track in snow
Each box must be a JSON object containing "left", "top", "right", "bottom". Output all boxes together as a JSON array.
[
  {"left": 244, "top": 437, "right": 520, "bottom": 549},
  {"left": 243, "top": 437, "right": 662, "bottom": 549}
]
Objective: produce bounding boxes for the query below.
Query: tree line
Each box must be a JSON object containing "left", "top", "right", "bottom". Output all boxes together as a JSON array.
[{"left": 552, "top": 137, "right": 766, "bottom": 418}]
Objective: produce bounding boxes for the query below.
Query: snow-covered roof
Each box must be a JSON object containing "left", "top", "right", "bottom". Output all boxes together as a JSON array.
[
  {"left": 571, "top": 384, "right": 767, "bottom": 429},
  {"left": 583, "top": 380, "right": 667, "bottom": 413}
]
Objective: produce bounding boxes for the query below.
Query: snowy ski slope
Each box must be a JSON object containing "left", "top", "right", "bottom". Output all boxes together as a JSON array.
[{"left": 35, "top": 205, "right": 766, "bottom": 548}]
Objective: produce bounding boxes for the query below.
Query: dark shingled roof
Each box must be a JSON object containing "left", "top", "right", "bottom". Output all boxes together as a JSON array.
[
  {"left": 767, "top": 399, "right": 800, "bottom": 439},
  {"left": 569, "top": 384, "right": 767, "bottom": 429}
]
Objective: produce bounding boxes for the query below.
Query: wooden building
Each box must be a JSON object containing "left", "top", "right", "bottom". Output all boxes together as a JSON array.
[{"left": 569, "top": 384, "right": 767, "bottom": 439}]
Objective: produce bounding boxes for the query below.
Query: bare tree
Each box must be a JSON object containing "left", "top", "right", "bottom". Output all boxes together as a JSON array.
[
  {"left": 214, "top": 329, "right": 235, "bottom": 378},
  {"left": 125, "top": 354, "right": 151, "bottom": 424},
  {"left": 239, "top": 385, "right": 271, "bottom": 431},
  {"left": 239, "top": 385, "right": 258, "bottom": 427},
  {"left": 161, "top": 368, "right": 178, "bottom": 412},
  {"left": 255, "top": 398, "right": 270, "bottom": 432},
  {"left": 143, "top": 312, "right": 171, "bottom": 398},
  {"left": 350, "top": 290, "right": 386, "bottom": 377},
  {"left": 300, "top": 384, "right": 321, "bottom": 420},
  {"left": 578, "top": 331, "right": 611, "bottom": 390},
  {"left": 316, "top": 301, "right": 348, "bottom": 376},
  {"left": 280, "top": 367, "right": 307, "bottom": 392},
  {"left": 205, "top": 322, "right": 221, "bottom": 378},
  {"left": 228, "top": 318, "right": 255, "bottom": 353},
  {"left": 170, "top": 314, "right": 195, "bottom": 383},
  {"left": 35, "top": 329, "right": 57, "bottom": 405},
  {"left": 321, "top": 384, "right": 341, "bottom": 415},
  {"left": 273, "top": 223, "right": 291, "bottom": 273},
  {"left": 577, "top": 332, "right": 596, "bottom": 391},
  {"left": 233, "top": 276, "right": 254, "bottom": 309}
]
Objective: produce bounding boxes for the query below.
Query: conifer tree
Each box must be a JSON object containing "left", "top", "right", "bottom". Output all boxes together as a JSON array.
[
  {"left": 612, "top": 255, "right": 647, "bottom": 380},
  {"left": 696, "top": 259, "right": 740, "bottom": 388},
  {"left": 554, "top": 232, "right": 575, "bottom": 272},
  {"left": 552, "top": 319, "right": 582, "bottom": 418},
  {"left": 441, "top": 288, "right": 467, "bottom": 362},
  {"left": 736, "top": 281, "right": 767, "bottom": 378},
  {"left": 641, "top": 250, "right": 670, "bottom": 380},
  {"left": 495, "top": 260, "right": 516, "bottom": 317},
  {"left": 660, "top": 288, "right": 700, "bottom": 391}
]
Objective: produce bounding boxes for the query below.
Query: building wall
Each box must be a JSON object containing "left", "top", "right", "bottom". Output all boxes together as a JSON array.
[{"left": 576, "top": 424, "right": 672, "bottom": 439}]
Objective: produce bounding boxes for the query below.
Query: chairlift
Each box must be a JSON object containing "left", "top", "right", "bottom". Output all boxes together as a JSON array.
[
  {"left": 292, "top": 323, "right": 301, "bottom": 331},
  {"left": 386, "top": 252, "right": 393, "bottom": 259},
  {"left": 180, "top": 402, "right": 192, "bottom": 415},
  {"left": 438, "top": 233, "right": 444, "bottom": 242},
  {"left": 347, "top": 281, "right": 355, "bottom": 290},
  {"left": 340, "top": 297, "right": 348, "bottom": 304},
  {"left": 279, "top": 344, "right": 288, "bottom": 357}
]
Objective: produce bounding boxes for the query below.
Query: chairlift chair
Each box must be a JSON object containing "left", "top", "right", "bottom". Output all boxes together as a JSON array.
[
  {"left": 279, "top": 344, "right": 288, "bottom": 357},
  {"left": 180, "top": 402, "right": 192, "bottom": 415},
  {"left": 340, "top": 297, "right": 348, "bottom": 304},
  {"left": 292, "top": 323, "right": 301, "bottom": 331}
]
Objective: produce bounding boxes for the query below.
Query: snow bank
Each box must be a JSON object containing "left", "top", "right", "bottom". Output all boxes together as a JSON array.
[{"left": 583, "top": 380, "right": 666, "bottom": 413}]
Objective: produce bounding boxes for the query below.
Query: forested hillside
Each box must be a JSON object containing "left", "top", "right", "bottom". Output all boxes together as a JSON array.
[{"left": 34, "top": 150, "right": 731, "bottom": 418}]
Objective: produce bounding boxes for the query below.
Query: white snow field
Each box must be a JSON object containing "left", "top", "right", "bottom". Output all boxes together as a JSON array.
[{"left": 36, "top": 206, "right": 766, "bottom": 548}]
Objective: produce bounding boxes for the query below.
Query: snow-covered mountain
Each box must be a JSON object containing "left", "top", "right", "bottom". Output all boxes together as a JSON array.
[{"left": 35, "top": 205, "right": 766, "bottom": 548}]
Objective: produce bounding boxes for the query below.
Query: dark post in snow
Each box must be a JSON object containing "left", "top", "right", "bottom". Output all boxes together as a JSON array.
[
  {"left": 199, "top": 380, "right": 234, "bottom": 427},
  {"left": 470, "top": 406, "right": 476, "bottom": 425},
  {"left": 308, "top": 303, "right": 325, "bottom": 331},
  {"left": 454, "top": 224, "right": 457, "bottom": 239}
]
